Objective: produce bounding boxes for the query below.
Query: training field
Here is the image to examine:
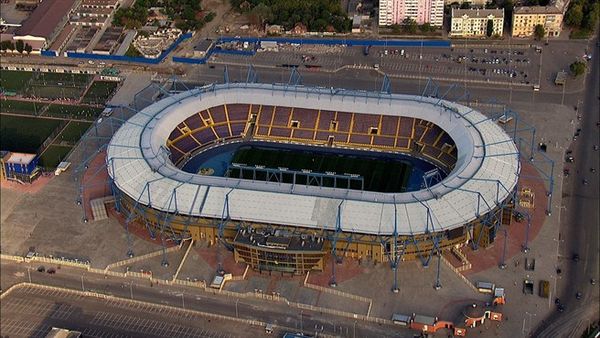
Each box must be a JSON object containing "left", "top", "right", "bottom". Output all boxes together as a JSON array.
[
  {"left": 57, "top": 121, "right": 93, "bottom": 143},
  {"left": 0, "top": 99, "right": 47, "bottom": 115},
  {"left": 82, "top": 81, "right": 119, "bottom": 104},
  {"left": 229, "top": 144, "right": 415, "bottom": 192},
  {"left": 0, "top": 115, "right": 61, "bottom": 153},
  {"left": 0, "top": 70, "right": 92, "bottom": 97},
  {"left": 44, "top": 104, "right": 103, "bottom": 119},
  {"left": 0, "top": 70, "right": 33, "bottom": 92},
  {"left": 38, "top": 145, "right": 72, "bottom": 169}
]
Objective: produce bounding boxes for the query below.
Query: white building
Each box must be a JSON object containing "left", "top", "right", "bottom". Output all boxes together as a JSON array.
[
  {"left": 450, "top": 8, "right": 504, "bottom": 37},
  {"left": 379, "top": 0, "right": 444, "bottom": 27}
]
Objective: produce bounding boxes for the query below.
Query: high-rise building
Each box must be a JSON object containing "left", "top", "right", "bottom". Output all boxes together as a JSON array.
[{"left": 378, "top": 0, "right": 444, "bottom": 27}]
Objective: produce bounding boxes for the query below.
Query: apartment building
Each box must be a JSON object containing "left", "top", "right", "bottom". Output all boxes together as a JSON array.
[
  {"left": 450, "top": 8, "right": 504, "bottom": 37},
  {"left": 512, "top": 6, "right": 563, "bottom": 37},
  {"left": 379, "top": 0, "right": 444, "bottom": 26}
]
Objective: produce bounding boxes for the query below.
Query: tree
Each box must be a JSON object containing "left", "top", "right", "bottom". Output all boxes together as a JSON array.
[
  {"left": 460, "top": 1, "right": 471, "bottom": 8},
  {"left": 565, "top": 4, "right": 584, "bottom": 27},
  {"left": 390, "top": 23, "right": 402, "bottom": 33},
  {"left": 402, "top": 17, "right": 418, "bottom": 34},
  {"left": 486, "top": 19, "right": 494, "bottom": 37},
  {"left": 419, "top": 23, "right": 433, "bottom": 33},
  {"left": 204, "top": 12, "right": 216, "bottom": 23},
  {"left": 583, "top": 2, "right": 600, "bottom": 30},
  {"left": 15, "top": 39, "right": 24, "bottom": 53},
  {"left": 502, "top": 0, "right": 514, "bottom": 26},
  {"left": 533, "top": 24, "right": 545, "bottom": 40},
  {"left": 24, "top": 43, "right": 32, "bottom": 54},
  {"left": 570, "top": 61, "right": 586, "bottom": 76},
  {"left": 249, "top": 3, "right": 273, "bottom": 27},
  {"left": 0, "top": 40, "right": 15, "bottom": 51},
  {"left": 485, "top": 1, "right": 498, "bottom": 9}
]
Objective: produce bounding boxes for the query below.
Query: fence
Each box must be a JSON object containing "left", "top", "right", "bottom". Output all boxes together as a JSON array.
[
  {"left": 171, "top": 37, "right": 450, "bottom": 65},
  {"left": 1, "top": 254, "right": 392, "bottom": 329},
  {"left": 56, "top": 33, "right": 193, "bottom": 64},
  {"left": 218, "top": 37, "right": 450, "bottom": 48},
  {"left": 304, "top": 281, "right": 372, "bottom": 304},
  {"left": 441, "top": 255, "right": 477, "bottom": 292},
  {"left": 106, "top": 240, "right": 185, "bottom": 271}
]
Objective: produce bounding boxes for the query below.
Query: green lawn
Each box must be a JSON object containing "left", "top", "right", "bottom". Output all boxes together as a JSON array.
[
  {"left": 29, "top": 85, "right": 86, "bottom": 100},
  {"left": 0, "top": 70, "right": 33, "bottom": 93},
  {"left": 229, "top": 145, "right": 412, "bottom": 192},
  {"left": 44, "top": 104, "right": 103, "bottom": 119},
  {"left": 38, "top": 144, "right": 73, "bottom": 169},
  {"left": 82, "top": 81, "right": 119, "bottom": 104},
  {"left": 0, "top": 99, "right": 47, "bottom": 115},
  {"left": 56, "top": 121, "right": 92, "bottom": 143},
  {"left": 30, "top": 72, "right": 92, "bottom": 86},
  {"left": 0, "top": 115, "right": 62, "bottom": 153}
]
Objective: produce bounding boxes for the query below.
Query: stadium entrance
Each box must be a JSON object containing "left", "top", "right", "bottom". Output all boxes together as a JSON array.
[{"left": 232, "top": 228, "right": 325, "bottom": 275}]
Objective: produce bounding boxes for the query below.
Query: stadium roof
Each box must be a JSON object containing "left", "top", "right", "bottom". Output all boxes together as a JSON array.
[
  {"left": 4, "top": 152, "right": 36, "bottom": 165},
  {"left": 107, "top": 84, "right": 520, "bottom": 236},
  {"left": 16, "top": 0, "right": 75, "bottom": 40}
]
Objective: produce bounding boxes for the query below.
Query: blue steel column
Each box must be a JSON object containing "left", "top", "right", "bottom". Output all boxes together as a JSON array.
[
  {"left": 392, "top": 202, "right": 399, "bottom": 293},
  {"left": 434, "top": 245, "right": 442, "bottom": 290},
  {"left": 329, "top": 201, "right": 344, "bottom": 287},
  {"left": 499, "top": 228, "right": 508, "bottom": 269}
]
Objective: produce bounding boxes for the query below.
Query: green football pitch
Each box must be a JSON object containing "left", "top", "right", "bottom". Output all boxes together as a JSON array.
[{"left": 230, "top": 145, "right": 412, "bottom": 192}]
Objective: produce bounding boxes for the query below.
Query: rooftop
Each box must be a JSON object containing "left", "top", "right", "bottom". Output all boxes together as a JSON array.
[
  {"left": 16, "top": 0, "right": 76, "bottom": 40},
  {"left": 194, "top": 38, "right": 213, "bottom": 52},
  {"left": 45, "top": 327, "right": 82, "bottom": 338},
  {"left": 514, "top": 5, "right": 562, "bottom": 15},
  {"left": 49, "top": 24, "right": 77, "bottom": 52},
  {"left": 452, "top": 8, "right": 504, "bottom": 18},
  {"left": 5, "top": 152, "right": 36, "bottom": 165},
  {"left": 80, "top": 0, "right": 119, "bottom": 7},
  {"left": 107, "top": 84, "right": 520, "bottom": 236}
]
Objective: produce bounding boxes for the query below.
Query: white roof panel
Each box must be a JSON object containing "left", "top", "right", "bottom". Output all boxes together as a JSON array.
[{"left": 107, "top": 83, "right": 520, "bottom": 235}]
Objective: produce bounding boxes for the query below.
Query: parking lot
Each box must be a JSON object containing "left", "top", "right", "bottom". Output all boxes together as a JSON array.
[
  {"left": 210, "top": 44, "right": 543, "bottom": 86},
  {"left": 0, "top": 285, "right": 269, "bottom": 337}
]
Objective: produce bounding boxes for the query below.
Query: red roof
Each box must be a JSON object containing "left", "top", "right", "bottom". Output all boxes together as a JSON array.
[{"left": 16, "top": 0, "right": 76, "bottom": 40}]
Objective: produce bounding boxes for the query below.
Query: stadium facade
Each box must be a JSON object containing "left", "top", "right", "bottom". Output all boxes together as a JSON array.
[{"left": 107, "top": 83, "right": 520, "bottom": 277}]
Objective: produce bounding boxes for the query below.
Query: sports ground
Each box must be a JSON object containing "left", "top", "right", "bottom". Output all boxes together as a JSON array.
[
  {"left": 0, "top": 70, "right": 119, "bottom": 169},
  {"left": 184, "top": 142, "right": 441, "bottom": 192}
]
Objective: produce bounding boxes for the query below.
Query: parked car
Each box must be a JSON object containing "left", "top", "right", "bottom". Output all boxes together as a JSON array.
[{"left": 37, "top": 266, "right": 45, "bottom": 272}]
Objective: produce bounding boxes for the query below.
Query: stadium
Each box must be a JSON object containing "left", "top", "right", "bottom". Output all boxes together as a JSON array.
[{"left": 106, "top": 83, "right": 520, "bottom": 281}]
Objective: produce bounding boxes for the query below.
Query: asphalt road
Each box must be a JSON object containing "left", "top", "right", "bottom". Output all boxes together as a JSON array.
[
  {"left": 0, "top": 260, "right": 409, "bottom": 338},
  {"left": 1, "top": 284, "right": 265, "bottom": 338},
  {"left": 179, "top": 63, "right": 583, "bottom": 107},
  {"left": 532, "top": 36, "right": 600, "bottom": 337}
]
